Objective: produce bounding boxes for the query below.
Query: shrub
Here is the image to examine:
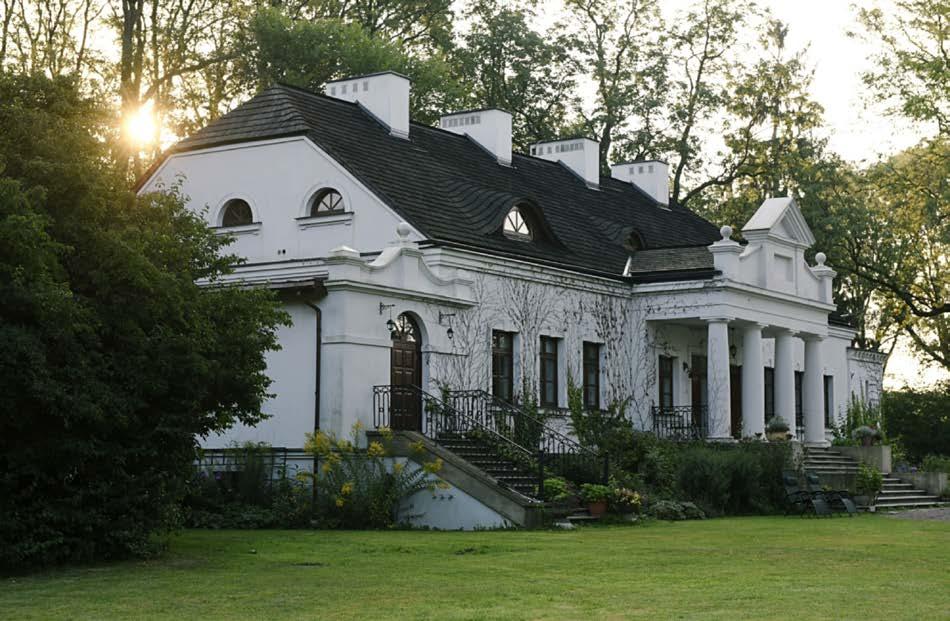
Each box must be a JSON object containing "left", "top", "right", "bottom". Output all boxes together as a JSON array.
[
  {"left": 852, "top": 425, "right": 883, "bottom": 446},
  {"left": 579, "top": 483, "right": 611, "bottom": 503},
  {"left": 611, "top": 488, "right": 643, "bottom": 514},
  {"left": 540, "top": 478, "right": 572, "bottom": 502},
  {"left": 882, "top": 387, "right": 950, "bottom": 463},
  {"left": 300, "top": 424, "right": 445, "bottom": 529},
  {"left": 646, "top": 500, "right": 705, "bottom": 521},
  {"left": 856, "top": 463, "right": 883, "bottom": 497},
  {"left": 766, "top": 416, "right": 790, "bottom": 433},
  {"left": 921, "top": 455, "right": 950, "bottom": 474}
]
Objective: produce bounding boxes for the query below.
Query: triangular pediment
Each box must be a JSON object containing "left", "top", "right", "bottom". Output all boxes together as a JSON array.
[{"left": 742, "top": 197, "right": 815, "bottom": 247}]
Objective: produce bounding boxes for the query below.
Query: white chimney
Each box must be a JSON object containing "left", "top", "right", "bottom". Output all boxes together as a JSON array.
[
  {"left": 440, "top": 108, "right": 512, "bottom": 166},
  {"left": 530, "top": 138, "right": 600, "bottom": 188},
  {"left": 611, "top": 160, "right": 669, "bottom": 205},
  {"left": 325, "top": 71, "right": 410, "bottom": 139}
]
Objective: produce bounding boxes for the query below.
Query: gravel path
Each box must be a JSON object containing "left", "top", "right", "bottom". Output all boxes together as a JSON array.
[{"left": 881, "top": 507, "right": 950, "bottom": 521}]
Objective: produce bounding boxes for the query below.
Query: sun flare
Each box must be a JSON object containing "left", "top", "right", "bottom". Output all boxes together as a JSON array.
[{"left": 123, "top": 101, "right": 157, "bottom": 147}]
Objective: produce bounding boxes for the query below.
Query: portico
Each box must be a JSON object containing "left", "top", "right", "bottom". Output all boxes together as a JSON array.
[{"left": 648, "top": 197, "right": 839, "bottom": 445}]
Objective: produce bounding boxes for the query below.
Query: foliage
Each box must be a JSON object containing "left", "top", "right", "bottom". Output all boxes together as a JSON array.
[
  {"left": 611, "top": 487, "right": 643, "bottom": 514},
  {"left": 882, "top": 386, "right": 950, "bottom": 463},
  {"left": 921, "top": 454, "right": 950, "bottom": 474},
  {"left": 673, "top": 443, "right": 789, "bottom": 516},
  {"left": 646, "top": 500, "right": 705, "bottom": 521},
  {"left": 833, "top": 396, "right": 884, "bottom": 446},
  {"left": 851, "top": 425, "right": 883, "bottom": 446},
  {"left": 579, "top": 483, "right": 612, "bottom": 504},
  {"left": 540, "top": 477, "right": 572, "bottom": 503},
  {"left": 855, "top": 463, "right": 884, "bottom": 497},
  {"left": 765, "top": 416, "right": 790, "bottom": 433},
  {"left": 299, "top": 424, "right": 445, "bottom": 529},
  {"left": 0, "top": 73, "right": 287, "bottom": 571}
]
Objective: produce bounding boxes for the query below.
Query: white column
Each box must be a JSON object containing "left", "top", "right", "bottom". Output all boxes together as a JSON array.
[
  {"left": 774, "top": 330, "right": 797, "bottom": 435},
  {"left": 803, "top": 336, "right": 827, "bottom": 446},
  {"left": 706, "top": 318, "right": 732, "bottom": 440},
  {"left": 741, "top": 324, "right": 766, "bottom": 438}
]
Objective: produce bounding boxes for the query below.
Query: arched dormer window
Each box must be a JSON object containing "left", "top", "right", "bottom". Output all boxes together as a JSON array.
[
  {"left": 220, "top": 198, "right": 253, "bottom": 227},
  {"left": 308, "top": 188, "right": 344, "bottom": 217},
  {"left": 624, "top": 231, "right": 645, "bottom": 252},
  {"left": 503, "top": 205, "right": 533, "bottom": 241}
]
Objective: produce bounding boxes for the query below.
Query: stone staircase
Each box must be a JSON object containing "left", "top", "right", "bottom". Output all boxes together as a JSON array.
[
  {"left": 435, "top": 432, "right": 538, "bottom": 499},
  {"left": 804, "top": 446, "right": 943, "bottom": 509}
]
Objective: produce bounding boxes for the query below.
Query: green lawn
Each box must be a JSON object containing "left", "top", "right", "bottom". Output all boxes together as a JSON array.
[{"left": 3, "top": 516, "right": 949, "bottom": 620}]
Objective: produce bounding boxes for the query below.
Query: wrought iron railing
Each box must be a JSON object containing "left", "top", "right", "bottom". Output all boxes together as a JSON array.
[
  {"left": 373, "top": 383, "right": 535, "bottom": 460},
  {"left": 651, "top": 405, "right": 707, "bottom": 441},
  {"left": 448, "top": 389, "right": 608, "bottom": 486}
]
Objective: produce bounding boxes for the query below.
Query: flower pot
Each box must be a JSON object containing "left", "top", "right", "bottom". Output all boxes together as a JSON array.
[
  {"left": 587, "top": 500, "right": 608, "bottom": 517},
  {"left": 767, "top": 431, "right": 789, "bottom": 442}
]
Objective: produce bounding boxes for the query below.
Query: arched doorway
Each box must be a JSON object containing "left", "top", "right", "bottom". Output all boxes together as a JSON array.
[{"left": 390, "top": 313, "right": 422, "bottom": 431}]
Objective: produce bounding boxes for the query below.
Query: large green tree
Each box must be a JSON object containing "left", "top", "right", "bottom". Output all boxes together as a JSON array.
[
  {"left": 0, "top": 73, "right": 287, "bottom": 569},
  {"left": 454, "top": 1, "right": 578, "bottom": 150}
]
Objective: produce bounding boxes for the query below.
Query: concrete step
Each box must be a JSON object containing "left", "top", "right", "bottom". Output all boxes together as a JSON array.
[{"left": 874, "top": 497, "right": 943, "bottom": 509}]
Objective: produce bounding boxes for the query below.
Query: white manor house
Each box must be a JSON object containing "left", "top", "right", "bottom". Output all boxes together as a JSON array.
[{"left": 140, "top": 72, "right": 885, "bottom": 527}]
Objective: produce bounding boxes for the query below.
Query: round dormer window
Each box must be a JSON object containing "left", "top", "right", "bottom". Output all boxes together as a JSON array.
[
  {"left": 220, "top": 198, "right": 253, "bottom": 227},
  {"left": 309, "top": 189, "right": 344, "bottom": 216},
  {"left": 503, "top": 206, "right": 532, "bottom": 241}
]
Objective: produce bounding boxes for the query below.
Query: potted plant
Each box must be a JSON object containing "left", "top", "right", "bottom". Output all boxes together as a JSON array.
[
  {"left": 766, "top": 416, "right": 791, "bottom": 442},
  {"left": 852, "top": 425, "right": 882, "bottom": 447},
  {"left": 612, "top": 487, "right": 643, "bottom": 516},
  {"left": 580, "top": 483, "right": 611, "bottom": 517},
  {"left": 855, "top": 462, "right": 883, "bottom": 510}
]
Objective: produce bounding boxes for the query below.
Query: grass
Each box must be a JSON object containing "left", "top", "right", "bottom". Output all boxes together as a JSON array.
[{"left": 2, "top": 516, "right": 949, "bottom": 620}]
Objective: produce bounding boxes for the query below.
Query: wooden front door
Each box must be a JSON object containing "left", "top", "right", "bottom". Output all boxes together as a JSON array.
[
  {"left": 390, "top": 314, "right": 422, "bottom": 431},
  {"left": 730, "top": 365, "right": 742, "bottom": 438}
]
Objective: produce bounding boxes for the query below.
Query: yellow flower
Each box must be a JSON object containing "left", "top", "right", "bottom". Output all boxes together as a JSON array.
[
  {"left": 410, "top": 440, "right": 426, "bottom": 455},
  {"left": 353, "top": 420, "right": 365, "bottom": 431},
  {"left": 321, "top": 462, "right": 333, "bottom": 474},
  {"left": 305, "top": 431, "right": 332, "bottom": 457},
  {"left": 367, "top": 441, "right": 386, "bottom": 458},
  {"left": 378, "top": 426, "right": 393, "bottom": 441},
  {"left": 423, "top": 458, "right": 443, "bottom": 474},
  {"left": 335, "top": 497, "right": 345, "bottom": 508},
  {"left": 341, "top": 482, "right": 354, "bottom": 495},
  {"left": 393, "top": 462, "right": 405, "bottom": 474}
]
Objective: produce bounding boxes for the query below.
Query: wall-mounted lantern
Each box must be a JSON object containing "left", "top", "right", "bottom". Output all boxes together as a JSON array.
[
  {"left": 439, "top": 310, "right": 456, "bottom": 340},
  {"left": 379, "top": 302, "right": 396, "bottom": 334}
]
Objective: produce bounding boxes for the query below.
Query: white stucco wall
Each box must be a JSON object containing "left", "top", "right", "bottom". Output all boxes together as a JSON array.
[{"left": 141, "top": 137, "right": 883, "bottom": 450}]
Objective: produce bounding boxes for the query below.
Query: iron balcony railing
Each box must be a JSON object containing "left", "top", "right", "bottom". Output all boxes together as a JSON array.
[
  {"left": 651, "top": 405, "right": 708, "bottom": 441},
  {"left": 372, "top": 385, "right": 608, "bottom": 498},
  {"left": 448, "top": 389, "right": 608, "bottom": 487}
]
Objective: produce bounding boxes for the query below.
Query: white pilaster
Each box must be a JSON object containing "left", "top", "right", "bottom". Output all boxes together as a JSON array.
[
  {"left": 774, "top": 330, "right": 797, "bottom": 435},
  {"left": 741, "top": 324, "right": 766, "bottom": 438},
  {"left": 803, "top": 336, "right": 827, "bottom": 446},
  {"left": 706, "top": 318, "right": 733, "bottom": 440}
]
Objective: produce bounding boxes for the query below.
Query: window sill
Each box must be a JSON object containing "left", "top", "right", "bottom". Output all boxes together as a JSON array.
[
  {"left": 296, "top": 212, "right": 353, "bottom": 229},
  {"left": 212, "top": 222, "right": 262, "bottom": 236}
]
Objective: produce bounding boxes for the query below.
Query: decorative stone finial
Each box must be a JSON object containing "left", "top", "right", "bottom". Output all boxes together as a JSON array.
[
  {"left": 815, "top": 251, "right": 826, "bottom": 266},
  {"left": 719, "top": 225, "right": 733, "bottom": 241},
  {"left": 396, "top": 222, "right": 411, "bottom": 239}
]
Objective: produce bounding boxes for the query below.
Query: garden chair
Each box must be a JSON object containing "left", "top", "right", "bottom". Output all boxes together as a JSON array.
[
  {"left": 783, "top": 470, "right": 832, "bottom": 518},
  {"left": 804, "top": 471, "right": 857, "bottom": 517}
]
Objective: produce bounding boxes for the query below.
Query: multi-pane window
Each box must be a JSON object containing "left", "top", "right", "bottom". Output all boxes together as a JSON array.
[
  {"left": 221, "top": 198, "right": 253, "bottom": 227},
  {"left": 794, "top": 371, "right": 804, "bottom": 429},
  {"left": 582, "top": 342, "right": 601, "bottom": 410},
  {"left": 658, "top": 356, "right": 674, "bottom": 409},
  {"left": 539, "top": 336, "right": 559, "bottom": 407},
  {"left": 824, "top": 375, "right": 834, "bottom": 427},
  {"left": 503, "top": 206, "right": 532, "bottom": 240},
  {"left": 309, "top": 189, "right": 344, "bottom": 216},
  {"left": 491, "top": 331, "right": 514, "bottom": 403},
  {"left": 764, "top": 367, "right": 775, "bottom": 420}
]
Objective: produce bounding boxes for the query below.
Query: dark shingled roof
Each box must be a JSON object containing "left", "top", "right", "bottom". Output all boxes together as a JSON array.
[{"left": 164, "top": 83, "right": 720, "bottom": 281}]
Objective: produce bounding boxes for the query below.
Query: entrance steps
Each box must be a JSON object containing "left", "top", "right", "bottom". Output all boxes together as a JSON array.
[
  {"left": 435, "top": 433, "right": 538, "bottom": 499},
  {"left": 804, "top": 447, "right": 945, "bottom": 509}
]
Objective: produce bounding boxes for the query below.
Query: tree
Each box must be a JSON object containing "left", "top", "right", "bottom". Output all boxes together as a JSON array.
[
  {"left": 0, "top": 0, "right": 105, "bottom": 76},
  {"left": 454, "top": 2, "right": 578, "bottom": 150},
  {"left": 301, "top": 0, "right": 454, "bottom": 52},
  {"left": 0, "top": 73, "right": 287, "bottom": 569},
  {"left": 241, "top": 7, "right": 464, "bottom": 125},
  {"left": 858, "top": 0, "right": 950, "bottom": 136},
  {"left": 565, "top": 0, "right": 666, "bottom": 171}
]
